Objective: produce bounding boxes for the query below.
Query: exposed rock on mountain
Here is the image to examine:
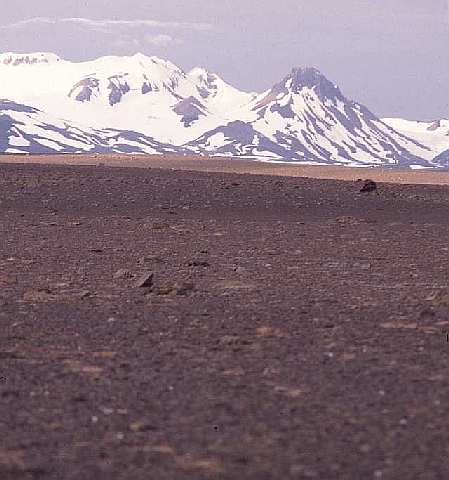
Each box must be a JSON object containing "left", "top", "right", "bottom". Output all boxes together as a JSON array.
[
  {"left": 173, "top": 96, "right": 208, "bottom": 127},
  {"left": 69, "top": 78, "right": 101, "bottom": 103},
  {"left": 0, "top": 52, "right": 62, "bottom": 66}
]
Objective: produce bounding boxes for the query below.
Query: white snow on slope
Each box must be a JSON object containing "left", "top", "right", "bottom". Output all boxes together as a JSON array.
[
  {"left": 0, "top": 99, "right": 182, "bottom": 154},
  {"left": 0, "top": 52, "right": 255, "bottom": 145},
  {"left": 382, "top": 118, "right": 449, "bottom": 157},
  {"left": 188, "top": 68, "right": 432, "bottom": 166}
]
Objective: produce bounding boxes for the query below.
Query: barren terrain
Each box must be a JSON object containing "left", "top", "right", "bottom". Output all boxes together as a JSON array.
[
  {"left": 2, "top": 153, "right": 449, "bottom": 184},
  {"left": 2, "top": 158, "right": 449, "bottom": 479}
]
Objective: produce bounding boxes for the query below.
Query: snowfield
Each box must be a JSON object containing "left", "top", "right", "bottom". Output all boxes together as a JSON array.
[{"left": 382, "top": 118, "right": 449, "bottom": 158}]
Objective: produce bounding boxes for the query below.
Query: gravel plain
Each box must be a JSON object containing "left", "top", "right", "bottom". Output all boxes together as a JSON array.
[{"left": 1, "top": 158, "right": 449, "bottom": 479}]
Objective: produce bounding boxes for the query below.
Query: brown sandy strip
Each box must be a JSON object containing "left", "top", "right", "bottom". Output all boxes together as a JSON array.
[{"left": 1, "top": 153, "right": 448, "bottom": 185}]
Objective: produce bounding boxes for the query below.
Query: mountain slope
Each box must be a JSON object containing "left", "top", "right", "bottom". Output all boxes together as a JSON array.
[
  {"left": 433, "top": 148, "right": 449, "bottom": 165},
  {"left": 382, "top": 118, "right": 449, "bottom": 159},
  {"left": 0, "top": 52, "right": 253, "bottom": 146},
  {"left": 189, "top": 68, "right": 431, "bottom": 166},
  {"left": 187, "top": 121, "right": 289, "bottom": 159},
  {"left": 0, "top": 99, "right": 181, "bottom": 154}
]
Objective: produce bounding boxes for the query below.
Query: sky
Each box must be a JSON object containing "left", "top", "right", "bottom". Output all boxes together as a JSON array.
[{"left": 0, "top": 0, "right": 448, "bottom": 120}]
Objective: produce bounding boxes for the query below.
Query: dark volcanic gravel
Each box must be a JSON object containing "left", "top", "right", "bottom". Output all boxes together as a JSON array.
[{"left": 2, "top": 163, "right": 449, "bottom": 479}]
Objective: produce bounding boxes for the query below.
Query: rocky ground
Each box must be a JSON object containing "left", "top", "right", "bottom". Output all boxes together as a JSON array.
[
  {"left": 1, "top": 162, "right": 449, "bottom": 479},
  {"left": 3, "top": 153, "right": 449, "bottom": 185}
]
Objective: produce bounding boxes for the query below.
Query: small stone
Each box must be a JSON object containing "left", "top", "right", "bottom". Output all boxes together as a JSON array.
[
  {"left": 359, "top": 444, "right": 371, "bottom": 453},
  {"left": 175, "top": 282, "right": 195, "bottom": 296},
  {"left": 233, "top": 266, "right": 246, "bottom": 274},
  {"left": 359, "top": 179, "right": 378, "bottom": 193},
  {"left": 219, "top": 335, "right": 241, "bottom": 346},
  {"left": 113, "top": 269, "right": 134, "bottom": 280},
  {"left": 188, "top": 260, "right": 210, "bottom": 267},
  {"left": 0, "top": 275, "right": 17, "bottom": 287},
  {"left": 134, "top": 272, "right": 154, "bottom": 288},
  {"left": 154, "top": 286, "right": 175, "bottom": 296},
  {"left": 138, "top": 256, "right": 163, "bottom": 265},
  {"left": 100, "top": 407, "right": 114, "bottom": 415},
  {"left": 23, "top": 288, "right": 54, "bottom": 302},
  {"left": 129, "top": 421, "right": 157, "bottom": 432}
]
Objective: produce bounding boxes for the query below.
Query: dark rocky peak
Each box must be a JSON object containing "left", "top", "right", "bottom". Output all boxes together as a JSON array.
[
  {"left": 254, "top": 66, "right": 346, "bottom": 113},
  {"left": 286, "top": 67, "right": 345, "bottom": 101}
]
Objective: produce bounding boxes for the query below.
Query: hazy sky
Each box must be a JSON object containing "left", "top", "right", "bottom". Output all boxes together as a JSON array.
[{"left": 1, "top": 0, "right": 448, "bottom": 120}]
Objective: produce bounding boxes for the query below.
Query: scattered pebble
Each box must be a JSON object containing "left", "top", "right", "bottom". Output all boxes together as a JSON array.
[
  {"left": 359, "top": 179, "right": 378, "bottom": 193},
  {"left": 134, "top": 272, "right": 154, "bottom": 288},
  {"left": 114, "top": 269, "right": 134, "bottom": 279}
]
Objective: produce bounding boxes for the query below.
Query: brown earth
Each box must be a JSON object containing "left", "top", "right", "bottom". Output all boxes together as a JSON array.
[
  {"left": 2, "top": 153, "right": 449, "bottom": 184},
  {"left": 1, "top": 159, "right": 449, "bottom": 479}
]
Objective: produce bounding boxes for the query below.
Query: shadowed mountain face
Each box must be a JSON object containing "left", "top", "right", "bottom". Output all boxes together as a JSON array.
[
  {"left": 173, "top": 96, "right": 208, "bottom": 127},
  {"left": 0, "top": 53, "right": 445, "bottom": 166},
  {"left": 0, "top": 99, "right": 39, "bottom": 114},
  {"left": 433, "top": 148, "right": 449, "bottom": 165}
]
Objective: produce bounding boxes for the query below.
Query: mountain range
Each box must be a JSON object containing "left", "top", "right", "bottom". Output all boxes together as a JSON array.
[{"left": 1, "top": 51, "right": 448, "bottom": 167}]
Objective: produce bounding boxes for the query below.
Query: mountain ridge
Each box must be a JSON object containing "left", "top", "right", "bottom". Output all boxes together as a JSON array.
[{"left": 0, "top": 51, "right": 447, "bottom": 167}]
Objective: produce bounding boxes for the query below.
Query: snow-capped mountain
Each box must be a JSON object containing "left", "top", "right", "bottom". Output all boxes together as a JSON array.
[
  {"left": 0, "top": 51, "right": 447, "bottom": 167},
  {"left": 0, "top": 99, "right": 181, "bottom": 154},
  {"left": 0, "top": 52, "right": 253, "bottom": 146},
  {"left": 189, "top": 67, "right": 432, "bottom": 166}
]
